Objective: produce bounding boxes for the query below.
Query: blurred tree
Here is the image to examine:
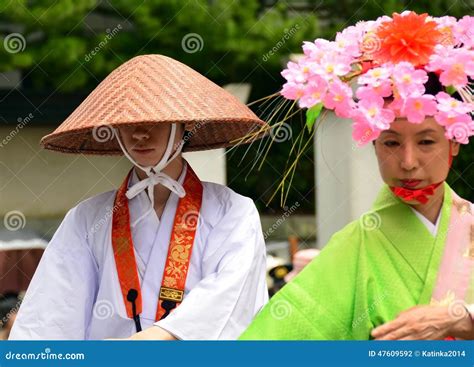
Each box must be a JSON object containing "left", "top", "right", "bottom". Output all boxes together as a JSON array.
[
  {"left": 0, "top": 0, "right": 317, "bottom": 91},
  {"left": 294, "top": 0, "right": 472, "bottom": 37}
]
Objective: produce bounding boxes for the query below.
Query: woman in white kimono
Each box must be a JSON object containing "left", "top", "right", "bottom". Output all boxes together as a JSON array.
[{"left": 9, "top": 55, "right": 269, "bottom": 340}]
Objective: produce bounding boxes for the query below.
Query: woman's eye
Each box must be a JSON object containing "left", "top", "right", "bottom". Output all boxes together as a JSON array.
[
  {"left": 419, "top": 140, "right": 435, "bottom": 145},
  {"left": 383, "top": 141, "right": 399, "bottom": 147}
]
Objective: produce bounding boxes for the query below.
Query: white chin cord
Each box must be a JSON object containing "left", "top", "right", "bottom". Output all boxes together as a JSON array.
[{"left": 114, "top": 123, "right": 186, "bottom": 226}]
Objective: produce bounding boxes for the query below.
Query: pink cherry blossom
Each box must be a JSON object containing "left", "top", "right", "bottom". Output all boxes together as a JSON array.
[
  {"left": 355, "top": 20, "right": 378, "bottom": 34},
  {"left": 372, "top": 15, "right": 392, "bottom": 29},
  {"left": 352, "top": 120, "right": 382, "bottom": 146},
  {"left": 434, "top": 111, "right": 471, "bottom": 127},
  {"left": 427, "top": 44, "right": 451, "bottom": 62},
  {"left": 281, "top": 61, "right": 308, "bottom": 84},
  {"left": 392, "top": 62, "right": 428, "bottom": 97},
  {"left": 436, "top": 92, "right": 473, "bottom": 114},
  {"left": 427, "top": 48, "right": 474, "bottom": 88},
  {"left": 358, "top": 66, "right": 392, "bottom": 85},
  {"left": 314, "top": 52, "right": 352, "bottom": 80},
  {"left": 358, "top": 67, "right": 393, "bottom": 97},
  {"left": 302, "top": 39, "right": 333, "bottom": 61},
  {"left": 455, "top": 16, "right": 474, "bottom": 48},
  {"left": 357, "top": 83, "right": 392, "bottom": 99},
  {"left": 433, "top": 16, "right": 457, "bottom": 46},
  {"left": 335, "top": 27, "right": 362, "bottom": 57},
  {"left": 353, "top": 94, "right": 395, "bottom": 130},
  {"left": 401, "top": 95, "right": 438, "bottom": 123},
  {"left": 433, "top": 15, "right": 457, "bottom": 29},
  {"left": 323, "top": 79, "right": 355, "bottom": 118},
  {"left": 356, "top": 86, "right": 379, "bottom": 100},
  {"left": 281, "top": 82, "right": 305, "bottom": 100},
  {"left": 439, "top": 49, "right": 474, "bottom": 88},
  {"left": 387, "top": 96, "right": 404, "bottom": 115},
  {"left": 298, "top": 75, "right": 328, "bottom": 109}
]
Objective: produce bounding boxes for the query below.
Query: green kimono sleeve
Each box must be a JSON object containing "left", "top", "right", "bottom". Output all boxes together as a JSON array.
[{"left": 240, "top": 221, "right": 375, "bottom": 340}]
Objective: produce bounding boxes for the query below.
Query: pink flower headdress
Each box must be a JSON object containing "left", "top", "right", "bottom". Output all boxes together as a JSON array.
[
  {"left": 238, "top": 11, "right": 473, "bottom": 205},
  {"left": 279, "top": 11, "right": 473, "bottom": 146}
]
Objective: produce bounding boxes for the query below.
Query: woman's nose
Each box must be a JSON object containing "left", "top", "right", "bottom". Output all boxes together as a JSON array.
[
  {"left": 132, "top": 129, "right": 150, "bottom": 141},
  {"left": 399, "top": 143, "right": 419, "bottom": 171}
]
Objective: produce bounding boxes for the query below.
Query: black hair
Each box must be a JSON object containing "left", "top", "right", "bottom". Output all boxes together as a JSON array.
[
  {"left": 424, "top": 72, "right": 464, "bottom": 102},
  {"left": 182, "top": 130, "right": 192, "bottom": 149}
]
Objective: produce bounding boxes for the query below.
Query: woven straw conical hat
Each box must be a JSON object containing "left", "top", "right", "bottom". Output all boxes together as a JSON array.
[{"left": 40, "top": 54, "right": 267, "bottom": 154}]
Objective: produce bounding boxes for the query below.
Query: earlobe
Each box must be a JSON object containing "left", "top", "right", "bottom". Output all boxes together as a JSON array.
[{"left": 451, "top": 142, "right": 460, "bottom": 157}]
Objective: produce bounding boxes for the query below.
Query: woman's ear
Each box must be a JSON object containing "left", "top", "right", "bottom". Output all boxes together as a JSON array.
[{"left": 451, "top": 141, "right": 460, "bottom": 157}]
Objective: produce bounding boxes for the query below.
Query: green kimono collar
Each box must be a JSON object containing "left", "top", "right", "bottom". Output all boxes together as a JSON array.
[{"left": 370, "top": 182, "right": 453, "bottom": 304}]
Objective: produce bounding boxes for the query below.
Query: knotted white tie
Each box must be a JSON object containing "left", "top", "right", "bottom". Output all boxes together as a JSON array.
[{"left": 114, "top": 123, "right": 186, "bottom": 226}]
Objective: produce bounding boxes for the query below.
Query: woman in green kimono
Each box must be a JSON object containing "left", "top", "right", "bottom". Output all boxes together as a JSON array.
[{"left": 240, "top": 11, "right": 474, "bottom": 340}]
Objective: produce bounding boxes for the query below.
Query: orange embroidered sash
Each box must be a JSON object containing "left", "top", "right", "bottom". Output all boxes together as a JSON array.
[{"left": 112, "top": 165, "right": 203, "bottom": 322}]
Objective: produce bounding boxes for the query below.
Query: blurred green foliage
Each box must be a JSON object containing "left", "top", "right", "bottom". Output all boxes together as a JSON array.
[{"left": 0, "top": 0, "right": 317, "bottom": 90}]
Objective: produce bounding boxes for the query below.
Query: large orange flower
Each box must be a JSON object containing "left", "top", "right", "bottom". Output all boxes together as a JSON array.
[{"left": 372, "top": 12, "right": 442, "bottom": 66}]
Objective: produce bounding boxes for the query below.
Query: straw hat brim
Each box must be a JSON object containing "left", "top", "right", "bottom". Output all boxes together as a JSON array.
[
  {"left": 40, "top": 54, "right": 269, "bottom": 154},
  {"left": 41, "top": 119, "right": 267, "bottom": 154}
]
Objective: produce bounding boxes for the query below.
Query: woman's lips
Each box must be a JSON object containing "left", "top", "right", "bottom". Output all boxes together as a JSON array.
[
  {"left": 400, "top": 179, "right": 422, "bottom": 188},
  {"left": 132, "top": 148, "right": 155, "bottom": 155}
]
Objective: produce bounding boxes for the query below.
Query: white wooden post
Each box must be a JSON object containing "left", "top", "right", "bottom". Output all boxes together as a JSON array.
[{"left": 314, "top": 112, "right": 384, "bottom": 248}]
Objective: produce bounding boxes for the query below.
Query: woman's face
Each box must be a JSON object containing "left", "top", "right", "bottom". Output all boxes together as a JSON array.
[
  {"left": 118, "top": 124, "right": 184, "bottom": 167},
  {"left": 374, "top": 117, "right": 460, "bottom": 196}
]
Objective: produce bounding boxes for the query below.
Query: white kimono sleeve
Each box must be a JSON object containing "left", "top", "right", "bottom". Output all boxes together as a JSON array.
[
  {"left": 155, "top": 198, "right": 268, "bottom": 340},
  {"left": 9, "top": 207, "right": 98, "bottom": 340}
]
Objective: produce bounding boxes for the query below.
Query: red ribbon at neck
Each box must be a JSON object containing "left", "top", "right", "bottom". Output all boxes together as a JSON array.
[{"left": 390, "top": 182, "right": 443, "bottom": 204}]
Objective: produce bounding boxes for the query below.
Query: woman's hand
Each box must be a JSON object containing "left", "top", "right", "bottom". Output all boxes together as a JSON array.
[
  {"left": 371, "top": 304, "right": 474, "bottom": 340},
  {"left": 128, "top": 326, "right": 177, "bottom": 340}
]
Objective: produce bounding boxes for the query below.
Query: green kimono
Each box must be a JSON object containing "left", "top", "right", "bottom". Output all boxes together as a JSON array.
[{"left": 240, "top": 183, "right": 457, "bottom": 340}]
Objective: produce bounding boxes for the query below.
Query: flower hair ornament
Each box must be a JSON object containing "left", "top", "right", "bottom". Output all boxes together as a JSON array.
[{"left": 240, "top": 11, "right": 473, "bottom": 205}]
